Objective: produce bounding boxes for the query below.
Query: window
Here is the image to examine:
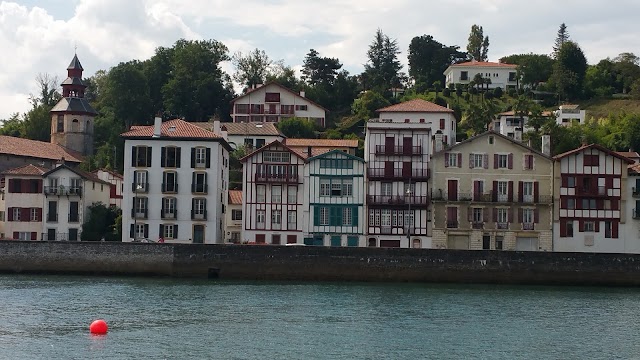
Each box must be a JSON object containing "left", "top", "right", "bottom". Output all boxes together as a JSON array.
[
  {"left": 472, "top": 208, "right": 483, "bottom": 223},
  {"left": 381, "top": 209, "right": 392, "bottom": 227},
  {"left": 255, "top": 139, "right": 266, "bottom": 148},
  {"left": 135, "top": 224, "right": 145, "bottom": 240},
  {"left": 473, "top": 154, "right": 484, "bottom": 168},
  {"left": 584, "top": 154, "right": 599, "bottom": 166},
  {"left": 488, "top": 136, "right": 494, "bottom": 144},
  {"left": 257, "top": 210, "right": 266, "bottom": 229},
  {"left": 495, "top": 236, "right": 503, "bottom": 250},
  {"left": 460, "top": 71, "right": 468, "bottom": 81},
  {"left": 605, "top": 221, "right": 612, "bottom": 238},
  {"left": 320, "top": 207, "right": 329, "bottom": 226},
  {"left": 582, "top": 177, "right": 592, "bottom": 192},
  {"left": 192, "top": 172, "right": 207, "bottom": 193},
  {"left": 497, "top": 208, "right": 508, "bottom": 223},
  {"left": 244, "top": 138, "right": 254, "bottom": 148},
  {"left": 320, "top": 178, "right": 353, "bottom": 197},
  {"left": 295, "top": 104, "right": 308, "bottom": 111},
  {"left": 193, "top": 198, "right": 206, "bottom": 219},
  {"left": 134, "top": 197, "right": 148, "bottom": 218},
  {"left": 287, "top": 210, "right": 297, "bottom": 230},
  {"left": 320, "top": 179, "right": 330, "bottom": 196},
  {"left": 447, "top": 153, "right": 459, "bottom": 167},
  {"left": 584, "top": 221, "right": 595, "bottom": 232},
  {"left": 287, "top": 186, "right": 297, "bottom": 203},
  {"left": 319, "top": 159, "right": 354, "bottom": 169},
  {"left": 163, "top": 171, "right": 178, "bottom": 193},
  {"left": 272, "top": 185, "right": 282, "bottom": 203},
  {"left": 508, "top": 72, "right": 517, "bottom": 81},
  {"left": 163, "top": 224, "right": 176, "bottom": 240},
  {"left": 257, "top": 185, "right": 266, "bottom": 202},
  {"left": 161, "top": 146, "right": 180, "bottom": 168},
  {"left": 133, "top": 171, "right": 147, "bottom": 192},
  {"left": 194, "top": 147, "right": 207, "bottom": 168},
  {"left": 70, "top": 178, "right": 82, "bottom": 193},
  {"left": 30, "top": 208, "right": 38, "bottom": 221},
  {"left": 567, "top": 176, "right": 576, "bottom": 188},
  {"left": 342, "top": 207, "right": 353, "bottom": 226},
  {"left": 162, "top": 197, "right": 176, "bottom": 218},
  {"left": 523, "top": 182, "right": 533, "bottom": 202},
  {"left": 567, "top": 221, "right": 574, "bottom": 237},
  {"left": 497, "top": 154, "right": 508, "bottom": 168},
  {"left": 272, "top": 210, "right": 282, "bottom": 229},
  {"left": 404, "top": 210, "right": 414, "bottom": 230},
  {"left": 582, "top": 198, "right": 597, "bottom": 209},
  {"left": 404, "top": 182, "right": 415, "bottom": 196},
  {"left": 440, "top": 118, "right": 445, "bottom": 130},
  {"left": 567, "top": 198, "right": 575, "bottom": 209},
  {"left": 265, "top": 92, "right": 280, "bottom": 102},
  {"left": 231, "top": 209, "right": 242, "bottom": 221},
  {"left": 263, "top": 151, "right": 291, "bottom": 163},
  {"left": 56, "top": 115, "right": 64, "bottom": 132},
  {"left": 12, "top": 208, "right": 20, "bottom": 221},
  {"left": 331, "top": 181, "right": 342, "bottom": 196},
  {"left": 497, "top": 181, "right": 508, "bottom": 201},
  {"left": 523, "top": 208, "right": 534, "bottom": 223},
  {"left": 132, "top": 146, "right": 152, "bottom": 167},
  {"left": 524, "top": 154, "right": 534, "bottom": 170},
  {"left": 381, "top": 183, "right": 392, "bottom": 196}
]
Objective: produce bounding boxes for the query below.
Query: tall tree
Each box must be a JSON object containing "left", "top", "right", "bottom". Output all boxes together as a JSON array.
[
  {"left": 276, "top": 117, "right": 317, "bottom": 138},
  {"left": 553, "top": 23, "right": 570, "bottom": 58},
  {"left": 552, "top": 41, "right": 587, "bottom": 100},
  {"left": 363, "top": 29, "right": 403, "bottom": 92},
  {"left": 232, "top": 48, "right": 273, "bottom": 89},
  {"left": 301, "top": 49, "right": 342, "bottom": 87},
  {"left": 22, "top": 73, "right": 62, "bottom": 142},
  {"left": 500, "top": 53, "right": 554, "bottom": 88},
  {"left": 265, "top": 61, "right": 302, "bottom": 90},
  {"left": 100, "top": 61, "right": 152, "bottom": 129},
  {"left": 467, "top": 25, "right": 489, "bottom": 62},
  {"left": 408, "top": 35, "right": 467, "bottom": 91},
  {"left": 613, "top": 52, "right": 640, "bottom": 94}
]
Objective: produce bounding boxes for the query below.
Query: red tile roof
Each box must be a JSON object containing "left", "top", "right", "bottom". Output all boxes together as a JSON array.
[
  {"left": 616, "top": 151, "right": 639, "bottom": 160},
  {"left": 284, "top": 138, "right": 358, "bottom": 148},
  {"left": 229, "top": 190, "right": 243, "bottom": 205},
  {"left": 0, "top": 135, "right": 83, "bottom": 163},
  {"left": 194, "top": 122, "right": 284, "bottom": 136},
  {"left": 121, "top": 119, "right": 222, "bottom": 139},
  {"left": 497, "top": 110, "right": 554, "bottom": 117},
  {"left": 2, "top": 164, "right": 47, "bottom": 176},
  {"left": 450, "top": 61, "right": 517, "bottom": 68},
  {"left": 554, "top": 144, "right": 635, "bottom": 163},
  {"left": 93, "top": 168, "right": 123, "bottom": 179},
  {"left": 629, "top": 163, "right": 640, "bottom": 174},
  {"left": 231, "top": 81, "right": 329, "bottom": 111},
  {"left": 377, "top": 99, "right": 454, "bottom": 113}
]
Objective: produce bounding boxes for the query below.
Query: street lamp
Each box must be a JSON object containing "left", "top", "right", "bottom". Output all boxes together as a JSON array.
[
  {"left": 133, "top": 184, "right": 142, "bottom": 241},
  {"left": 406, "top": 187, "right": 412, "bottom": 248}
]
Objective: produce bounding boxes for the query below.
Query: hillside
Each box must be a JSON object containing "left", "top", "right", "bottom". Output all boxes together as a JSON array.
[{"left": 578, "top": 98, "right": 640, "bottom": 120}]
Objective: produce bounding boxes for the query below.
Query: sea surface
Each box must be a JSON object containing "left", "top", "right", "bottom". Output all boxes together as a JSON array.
[{"left": 0, "top": 275, "right": 638, "bottom": 359}]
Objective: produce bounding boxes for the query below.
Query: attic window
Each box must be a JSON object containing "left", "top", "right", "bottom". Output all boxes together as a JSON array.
[
  {"left": 168, "top": 126, "right": 176, "bottom": 132},
  {"left": 488, "top": 136, "right": 494, "bottom": 145}
]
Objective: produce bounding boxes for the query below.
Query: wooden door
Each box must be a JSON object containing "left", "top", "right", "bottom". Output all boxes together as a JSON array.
[
  {"left": 193, "top": 225, "right": 205, "bottom": 244},
  {"left": 385, "top": 161, "right": 394, "bottom": 178},
  {"left": 403, "top": 137, "right": 413, "bottom": 155},
  {"left": 385, "top": 137, "right": 395, "bottom": 155},
  {"left": 402, "top": 162, "right": 412, "bottom": 178},
  {"left": 448, "top": 179, "right": 458, "bottom": 201}
]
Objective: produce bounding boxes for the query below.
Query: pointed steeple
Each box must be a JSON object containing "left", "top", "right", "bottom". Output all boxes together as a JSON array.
[
  {"left": 51, "top": 53, "right": 96, "bottom": 114},
  {"left": 67, "top": 54, "right": 84, "bottom": 71}
]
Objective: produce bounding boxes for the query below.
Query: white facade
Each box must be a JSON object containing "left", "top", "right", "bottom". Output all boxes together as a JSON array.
[
  {"left": 623, "top": 171, "right": 640, "bottom": 253},
  {"left": 555, "top": 105, "right": 586, "bottom": 126},
  {"left": 0, "top": 188, "right": 4, "bottom": 239},
  {"left": 3, "top": 173, "right": 44, "bottom": 240},
  {"left": 93, "top": 169, "right": 123, "bottom": 208},
  {"left": 444, "top": 61, "right": 518, "bottom": 90},
  {"left": 231, "top": 82, "right": 327, "bottom": 127},
  {"left": 303, "top": 150, "right": 366, "bottom": 247},
  {"left": 492, "top": 113, "right": 531, "bottom": 140},
  {"left": 121, "top": 119, "right": 230, "bottom": 244}
]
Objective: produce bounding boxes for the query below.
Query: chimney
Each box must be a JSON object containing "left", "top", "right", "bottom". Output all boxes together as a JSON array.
[
  {"left": 307, "top": 146, "right": 312, "bottom": 157},
  {"left": 220, "top": 125, "right": 228, "bottom": 141},
  {"left": 300, "top": 91, "right": 305, "bottom": 98},
  {"left": 542, "top": 135, "right": 551, "bottom": 156},
  {"left": 56, "top": 157, "right": 66, "bottom": 167},
  {"left": 213, "top": 120, "right": 221, "bottom": 136},
  {"left": 434, "top": 131, "right": 444, "bottom": 153},
  {"left": 153, "top": 115, "right": 162, "bottom": 137}
]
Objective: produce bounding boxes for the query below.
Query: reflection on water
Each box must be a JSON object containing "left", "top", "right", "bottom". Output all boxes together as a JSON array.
[{"left": 0, "top": 275, "right": 639, "bottom": 359}]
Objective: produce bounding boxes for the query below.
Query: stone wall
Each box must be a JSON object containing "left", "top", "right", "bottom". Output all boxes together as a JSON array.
[{"left": 2, "top": 240, "right": 640, "bottom": 286}]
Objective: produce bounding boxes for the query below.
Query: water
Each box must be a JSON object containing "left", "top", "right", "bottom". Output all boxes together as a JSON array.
[{"left": 0, "top": 276, "right": 639, "bottom": 359}]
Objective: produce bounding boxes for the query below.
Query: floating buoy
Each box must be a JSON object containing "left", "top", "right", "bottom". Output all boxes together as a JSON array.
[{"left": 90, "top": 319, "right": 108, "bottom": 335}]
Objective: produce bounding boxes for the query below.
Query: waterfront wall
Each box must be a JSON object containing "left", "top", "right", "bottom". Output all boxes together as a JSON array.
[{"left": 2, "top": 240, "right": 640, "bottom": 286}]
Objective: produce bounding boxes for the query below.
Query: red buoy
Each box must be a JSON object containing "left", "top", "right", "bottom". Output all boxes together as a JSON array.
[{"left": 90, "top": 319, "right": 108, "bottom": 335}]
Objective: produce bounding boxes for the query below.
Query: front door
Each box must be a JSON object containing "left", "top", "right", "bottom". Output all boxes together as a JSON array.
[
  {"left": 193, "top": 225, "right": 205, "bottom": 244},
  {"left": 448, "top": 179, "right": 458, "bottom": 201},
  {"left": 47, "top": 228, "right": 56, "bottom": 241}
]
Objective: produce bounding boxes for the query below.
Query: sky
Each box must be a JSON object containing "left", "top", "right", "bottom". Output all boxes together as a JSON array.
[{"left": 1, "top": 0, "right": 640, "bottom": 120}]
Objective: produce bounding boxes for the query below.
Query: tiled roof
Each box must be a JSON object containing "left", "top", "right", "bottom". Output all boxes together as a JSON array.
[
  {"left": 121, "top": 119, "right": 222, "bottom": 139},
  {"left": 194, "top": 122, "right": 284, "bottom": 136},
  {"left": 629, "top": 163, "right": 640, "bottom": 174},
  {"left": 2, "top": 164, "right": 48, "bottom": 176},
  {"left": 434, "top": 131, "right": 551, "bottom": 159},
  {"left": 50, "top": 97, "right": 97, "bottom": 115},
  {"left": 0, "top": 135, "right": 84, "bottom": 163},
  {"left": 497, "top": 110, "right": 554, "bottom": 117},
  {"left": 554, "top": 144, "right": 635, "bottom": 163},
  {"left": 377, "top": 99, "right": 454, "bottom": 113},
  {"left": 241, "top": 140, "right": 308, "bottom": 162},
  {"left": 229, "top": 190, "right": 243, "bottom": 205},
  {"left": 231, "top": 81, "right": 329, "bottom": 111},
  {"left": 93, "top": 168, "right": 123, "bottom": 179},
  {"left": 450, "top": 61, "right": 517, "bottom": 68},
  {"left": 43, "top": 164, "right": 111, "bottom": 185},
  {"left": 67, "top": 54, "right": 83, "bottom": 70},
  {"left": 284, "top": 138, "right": 358, "bottom": 148},
  {"left": 289, "top": 147, "right": 332, "bottom": 158},
  {"left": 616, "top": 151, "right": 639, "bottom": 160}
]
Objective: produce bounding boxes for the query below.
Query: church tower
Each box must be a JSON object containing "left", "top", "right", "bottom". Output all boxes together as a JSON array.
[{"left": 50, "top": 54, "right": 97, "bottom": 156}]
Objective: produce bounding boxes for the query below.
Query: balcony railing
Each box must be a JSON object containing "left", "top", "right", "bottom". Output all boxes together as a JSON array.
[
  {"left": 68, "top": 213, "right": 80, "bottom": 222},
  {"left": 47, "top": 213, "right": 58, "bottom": 222},
  {"left": 634, "top": 188, "right": 640, "bottom": 198},
  {"left": 374, "top": 145, "right": 422, "bottom": 156},
  {"left": 191, "top": 210, "right": 208, "bottom": 221},
  {"left": 497, "top": 223, "right": 509, "bottom": 230},
  {"left": 522, "top": 223, "right": 535, "bottom": 230},
  {"left": 191, "top": 184, "right": 208, "bottom": 193},
  {"left": 446, "top": 220, "right": 458, "bottom": 229},
  {"left": 162, "top": 210, "right": 177, "bottom": 220},
  {"left": 431, "top": 191, "right": 553, "bottom": 204},
  {"left": 131, "top": 209, "right": 148, "bottom": 219},
  {"left": 131, "top": 182, "right": 149, "bottom": 193},
  {"left": 254, "top": 173, "right": 300, "bottom": 183},
  {"left": 162, "top": 183, "right": 179, "bottom": 193},
  {"left": 471, "top": 222, "right": 484, "bottom": 229},
  {"left": 367, "top": 195, "right": 429, "bottom": 207},
  {"left": 367, "top": 168, "right": 430, "bottom": 180},
  {"left": 43, "top": 186, "right": 82, "bottom": 196}
]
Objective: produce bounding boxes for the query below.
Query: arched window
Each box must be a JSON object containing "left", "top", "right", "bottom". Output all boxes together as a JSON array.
[{"left": 71, "top": 119, "right": 79, "bottom": 132}]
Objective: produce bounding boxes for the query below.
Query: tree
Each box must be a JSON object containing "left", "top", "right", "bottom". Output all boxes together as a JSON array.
[
  {"left": 232, "top": 48, "right": 273, "bottom": 89},
  {"left": 22, "top": 73, "right": 62, "bottom": 142},
  {"left": 266, "top": 62, "right": 302, "bottom": 90},
  {"left": 467, "top": 25, "right": 489, "bottom": 62},
  {"left": 407, "top": 35, "right": 467, "bottom": 90},
  {"left": 463, "top": 98, "right": 498, "bottom": 135},
  {"left": 229, "top": 145, "right": 248, "bottom": 190},
  {"left": 277, "top": 117, "right": 317, "bottom": 138},
  {"left": 584, "top": 59, "right": 619, "bottom": 97},
  {"left": 552, "top": 41, "right": 588, "bottom": 100},
  {"left": 301, "top": 49, "right": 342, "bottom": 87},
  {"left": 0, "top": 113, "right": 23, "bottom": 137},
  {"left": 101, "top": 61, "right": 152, "bottom": 129},
  {"left": 29, "top": 73, "right": 61, "bottom": 108},
  {"left": 553, "top": 23, "right": 570, "bottom": 58},
  {"left": 363, "top": 29, "right": 403, "bottom": 92},
  {"left": 613, "top": 52, "right": 640, "bottom": 94},
  {"left": 351, "top": 90, "right": 390, "bottom": 120},
  {"left": 81, "top": 202, "right": 121, "bottom": 241},
  {"left": 500, "top": 53, "right": 554, "bottom": 88}
]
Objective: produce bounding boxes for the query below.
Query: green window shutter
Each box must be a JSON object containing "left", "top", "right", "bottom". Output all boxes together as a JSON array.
[
  {"left": 352, "top": 206, "right": 358, "bottom": 226},
  {"left": 331, "top": 236, "right": 341, "bottom": 247},
  {"left": 347, "top": 236, "right": 358, "bottom": 247},
  {"left": 313, "top": 206, "right": 319, "bottom": 226}
]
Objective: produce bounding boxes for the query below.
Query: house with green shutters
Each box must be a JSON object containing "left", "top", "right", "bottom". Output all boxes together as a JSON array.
[{"left": 304, "top": 150, "right": 365, "bottom": 247}]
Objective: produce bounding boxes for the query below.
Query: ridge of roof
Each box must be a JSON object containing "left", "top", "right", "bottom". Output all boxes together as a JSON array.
[
  {"left": 231, "top": 81, "right": 329, "bottom": 112},
  {"left": 554, "top": 144, "right": 635, "bottom": 163},
  {"left": 433, "top": 131, "right": 552, "bottom": 159},
  {"left": 284, "top": 138, "right": 359, "bottom": 148},
  {"left": 0, "top": 135, "right": 84, "bottom": 163},
  {"left": 2, "top": 164, "right": 48, "bottom": 176},
  {"left": 376, "top": 98, "right": 454, "bottom": 113}
]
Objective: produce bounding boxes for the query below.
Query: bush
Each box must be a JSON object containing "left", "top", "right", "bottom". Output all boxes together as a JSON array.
[
  {"left": 463, "top": 93, "right": 470, "bottom": 101},
  {"left": 484, "top": 91, "right": 494, "bottom": 100},
  {"left": 443, "top": 88, "right": 451, "bottom": 97},
  {"left": 469, "top": 87, "right": 478, "bottom": 95},
  {"left": 434, "top": 96, "right": 448, "bottom": 107},
  {"left": 493, "top": 87, "right": 503, "bottom": 98},
  {"left": 507, "top": 88, "right": 517, "bottom": 97}
]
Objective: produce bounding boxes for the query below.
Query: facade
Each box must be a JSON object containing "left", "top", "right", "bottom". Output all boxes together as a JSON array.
[
  {"left": 285, "top": 138, "right": 359, "bottom": 157},
  {"left": 240, "top": 141, "right": 306, "bottom": 244},
  {"left": 50, "top": 54, "right": 97, "bottom": 156},
  {"left": 0, "top": 135, "right": 83, "bottom": 174},
  {"left": 624, "top": 164, "right": 640, "bottom": 252},
  {"left": 553, "top": 144, "right": 634, "bottom": 252},
  {"left": 92, "top": 168, "right": 124, "bottom": 208},
  {"left": 2, "top": 165, "right": 46, "bottom": 241},
  {"left": 41, "top": 164, "right": 110, "bottom": 241},
  {"left": 226, "top": 190, "right": 242, "bottom": 243},
  {"left": 194, "top": 121, "right": 285, "bottom": 151},
  {"left": 555, "top": 104, "right": 586, "bottom": 126},
  {"left": 230, "top": 82, "right": 327, "bottom": 127},
  {"left": 121, "top": 117, "right": 231, "bottom": 243},
  {"left": 491, "top": 110, "right": 553, "bottom": 139},
  {"left": 303, "top": 150, "right": 365, "bottom": 247},
  {"left": 431, "top": 132, "right": 554, "bottom": 251},
  {"left": 444, "top": 61, "right": 518, "bottom": 90},
  {"left": 364, "top": 99, "right": 456, "bottom": 248}
]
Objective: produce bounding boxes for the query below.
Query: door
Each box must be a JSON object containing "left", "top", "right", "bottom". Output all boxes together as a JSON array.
[
  {"left": 347, "top": 236, "right": 358, "bottom": 247},
  {"left": 473, "top": 180, "right": 484, "bottom": 201},
  {"left": 47, "top": 228, "right": 56, "bottom": 241},
  {"left": 385, "top": 161, "right": 394, "bottom": 178},
  {"left": 193, "top": 225, "right": 205, "bottom": 244},
  {"left": 482, "top": 235, "right": 491, "bottom": 250},
  {"left": 269, "top": 104, "right": 276, "bottom": 114},
  {"left": 385, "top": 137, "right": 395, "bottom": 154},
  {"left": 402, "top": 162, "right": 412, "bottom": 178},
  {"left": 448, "top": 179, "right": 458, "bottom": 201},
  {"left": 69, "top": 202, "right": 79, "bottom": 222},
  {"left": 331, "top": 235, "right": 341, "bottom": 247},
  {"left": 403, "top": 137, "right": 413, "bottom": 155}
]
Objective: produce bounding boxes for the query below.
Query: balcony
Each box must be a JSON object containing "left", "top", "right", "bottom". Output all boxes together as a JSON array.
[
  {"left": 131, "top": 209, "right": 148, "bottom": 219},
  {"left": 367, "top": 168, "right": 430, "bottom": 181},
  {"left": 432, "top": 192, "right": 474, "bottom": 202},
  {"left": 634, "top": 188, "right": 640, "bottom": 198},
  {"left": 47, "top": 213, "right": 58, "bottom": 222},
  {"left": 367, "top": 195, "right": 429, "bottom": 207},
  {"left": 191, "top": 210, "right": 208, "bottom": 221},
  {"left": 374, "top": 145, "right": 422, "bottom": 156},
  {"left": 162, "top": 183, "right": 179, "bottom": 193},
  {"left": 162, "top": 211, "right": 177, "bottom": 220},
  {"left": 191, "top": 184, "right": 208, "bottom": 194},
  {"left": 68, "top": 213, "right": 80, "bottom": 222},
  {"left": 522, "top": 223, "right": 535, "bottom": 230},
  {"left": 43, "top": 186, "right": 82, "bottom": 196},
  {"left": 634, "top": 209, "right": 640, "bottom": 219},
  {"left": 517, "top": 195, "right": 553, "bottom": 204},
  {"left": 446, "top": 220, "right": 458, "bottom": 229},
  {"left": 497, "top": 223, "right": 509, "bottom": 230},
  {"left": 575, "top": 186, "right": 607, "bottom": 197},
  {"left": 254, "top": 173, "right": 300, "bottom": 184},
  {"left": 471, "top": 222, "right": 484, "bottom": 229}
]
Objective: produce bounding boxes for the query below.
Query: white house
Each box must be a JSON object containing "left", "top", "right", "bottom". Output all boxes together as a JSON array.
[
  {"left": 225, "top": 189, "right": 242, "bottom": 243},
  {"left": 555, "top": 104, "right": 586, "bottom": 126},
  {"left": 364, "top": 98, "right": 456, "bottom": 248},
  {"left": 2, "top": 165, "right": 47, "bottom": 241},
  {"left": 194, "top": 121, "right": 285, "bottom": 151},
  {"left": 231, "top": 82, "right": 327, "bottom": 127},
  {"left": 240, "top": 140, "right": 306, "bottom": 244},
  {"left": 444, "top": 61, "right": 518, "bottom": 90},
  {"left": 121, "top": 117, "right": 232, "bottom": 243},
  {"left": 303, "top": 150, "right": 366, "bottom": 247},
  {"left": 492, "top": 110, "right": 553, "bottom": 139},
  {"left": 92, "top": 168, "right": 123, "bottom": 208}
]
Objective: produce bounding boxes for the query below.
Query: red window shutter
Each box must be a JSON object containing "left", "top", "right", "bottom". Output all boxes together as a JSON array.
[
  {"left": 518, "top": 208, "right": 523, "bottom": 223},
  {"left": 606, "top": 176, "right": 613, "bottom": 189},
  {"left": 444, "top": 153, "right": 449, "bottom": 167},
  {"left": 7, "top": 208, "right": 13, "bottom": 221},
  {"left": 534, "top": 208, "right": 539, "bottom": 223},
  {"left": 534, "top": 182, "right": 539, "bottom": 203},
  {"left": 37, "top": 179, "right": 43, "bottom": 193},
  {"left": 595, "top": 220, "right": 600, "bottom": 232},
  {"left": 508, "top": 181, "right": 513, "bottom": 202},
  {"left": 31, "top": 232, "right": 37, "bottom": 240},
  {"left": 524, "top": 154, "right": 529, "bottom": 170},
  {"left": 508, "top": 153, "right": 513, "bottom": 169},
  {"left": 7, "top": 179, "right": 13, "bottom": 193},
  {"left": 36, "top": 208, "right": 42, "bottom": 221},
  {"left": 612, "top": 221, "right": 619, "bottom": 238},
  {"left": 560, "top": 220, "right": 567, "bottom": 237},
  {"left": 493, "top": 154, "right": 499, "bottom": 169},
  {"left": 518, "top": 181, "right": 524, "bottom": 202},
  {"left": 492, "top": 181, "right": 498, "bottom": 202},
  {"left": 612, "top": 199, "right": 619, "bottom": 210},
  {"left": 444, "top": 135, "right": 448, "bottom": 144},
  {"left": 579, "top": 220, "right": 584, "bottom": 232},
  {"left": 469, "top": 154, "right": 474, "bottom": 169},
  {"left": 562, "top": 176, "right": 567, "bottom": 188},
  {"left": 457, "top": 153, "right": 462, "bottom": 168},
  {"left": 561, "top": 197, "right": 567, "bottom": 208},
  {"left": 483, "top": 154, "right": 488, "bottom": 169},
  {"left": 13, "top": 232, "right": 19, "bottom": 240},
  {"left": 440, "top": 118, "right": 445, "bottom": 129}
]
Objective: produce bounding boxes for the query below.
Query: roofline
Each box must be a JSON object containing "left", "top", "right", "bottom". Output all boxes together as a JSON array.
[
  {"left": 553, "top": 143, "right": 636, "bottom": 163},
  {"left": 443, "top": 62, "right": 517, "bottom": 75},
  {"left": 307, "top": 149, "right": 365, "bottom": 162},
  {"left": 230, "top": 81, "right": 329, "bottom": 112},
  {"left": 1, "top": 165, "right": 47, "bottom": 176},
  {"left": 42, "top": 163, "right": 111, "bottom": 185},
  {"left": 240, "top": 139, "right": 307, "bottom": 163},
  {"left": 0, "top": 152, "right": 83, "bottom": 163},
  {"left": 93, "top": 168, "right": 123, "bottom": 179},
  {"left": 433, "top": 131, "right": 552, "bottom": 160},
  {"left": 121, "top": 136, "right": 233, "bottom": 152}
]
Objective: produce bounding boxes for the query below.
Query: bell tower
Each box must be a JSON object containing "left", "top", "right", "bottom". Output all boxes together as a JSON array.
[{"left": 50, "top": 54, "right": 97, "bottom": 156}]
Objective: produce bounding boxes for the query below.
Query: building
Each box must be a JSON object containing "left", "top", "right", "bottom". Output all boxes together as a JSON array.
[
  {"left": 121, "top": 117, "right": 231, "bottom": 243},
  {"left": 555, "top": 104, "right": 586, "bottom": 126},
  {"left": 194, "top": 121, "right": 284, "bottom": 150},
  {"left": 553, "top": 144, "right": 634, "bottom": 252},
  {"left": 50, "top": 54, "right": 97, "bottom": 156},
  {"left": 240, "top": 140, "right": 306, "bottom": 244},
  {"left": 303, "top": 150, "right": 365, "bottom": 247},
  {"left": 0, "top": 135, "right": 83, "bottom": 174},
  {"left": 230, "top": 82, "right": 327, "bottom": 127},
  {"left": 285, "top": 138, "right": 359, "bottom": 156},
  {"left": 92, "top": 168, "right": 124, "bottom": 208},
  {"left": 226, "top": 190, "right": 242, "bottom": 243},
  {"left": 444, "top": 61, "right": 518, "bottom": 90},
  {"left": 624, "top": 163, "right": 640, "bottom": 252},
  {"left": 617, "top": 151, "right": 640, "bottom": 164},
  {"left": 2, "top": 164, "right": 46, "bottom": 241},
  {"left": 41, "top": 163, "right": 110, "bottom": 241},
  {"left": 364, "top": 99, "right": 456, "bottom": 248},
  {"left": 491, "top": 110, "right": 553, "bottom": 139},
  {"left": 431, "top": 132, "right": 554, "bottom": 251}
]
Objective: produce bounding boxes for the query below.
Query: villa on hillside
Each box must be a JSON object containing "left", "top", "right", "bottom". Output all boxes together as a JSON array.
[{"left": 444, "top": 61, "right": 518, "bottom": 90}]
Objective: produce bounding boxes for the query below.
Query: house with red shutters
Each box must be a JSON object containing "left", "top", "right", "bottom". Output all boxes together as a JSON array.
[
  {"left": 430, "top": 132, "right": 554, "bottom": 251},
  {"left": 553, "top": 144, "right": 634, "bottom": 252}
]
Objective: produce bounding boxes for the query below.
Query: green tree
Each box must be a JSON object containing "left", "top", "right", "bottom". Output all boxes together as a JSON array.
[
  {"left": 266, "top": 62, "right": 302, "bottom": 90},
  {"left": 277, "top": 117, "right": 317, "bottom": 138},
  {"left": 407, "top": 35, "right": 467, "bottom": 89},
  {"left": 500, "top": 53, "right": 554, "bottom": 88},
  {"left": 229, "top": 145, "right": 248, "bottom": 190},
  {"left": 101, "top": 61, "right": 152, "bottom": 129},
  {"left": 552, "top": 41, "right": 587, "bottom": 100},
  {"left": 467, "top": 25, "right": 489, "bottom": 62},
  {"left": 363, "top": 29, "right": 404, "bottom": 92},
  {"left": 463, "top": 98, "right": 499, "bottom": 135},
  {"left": 613, "top": 52, "right": 640, "bottom": 94},
  {"left": 553, "top": 23, "right": 570, "bottom": 58},
  {"left": 232, "top": 48, "right": 273, "bottom": 89},
  {"left": 81, "top": 202, "right": 121, "bottom": 241},
  {"left": 301, "top": 49, "right": 342, "bottom": 87},
  {"left": 0, "top": 113, "right": 23, "bottom": 137},
  {"left": 584, "top": 59, "right": 618, "bottom": 97},
  {"left": 351, "top": 90, "right": 390, "bottom": 120},
  {"left": 22, "top": 74, "right": 62, "bottom": 142}
]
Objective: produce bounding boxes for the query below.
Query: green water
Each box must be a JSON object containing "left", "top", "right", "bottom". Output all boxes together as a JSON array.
[{"left": 0, "top": 275, "right": 639, "bottom": 359}]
